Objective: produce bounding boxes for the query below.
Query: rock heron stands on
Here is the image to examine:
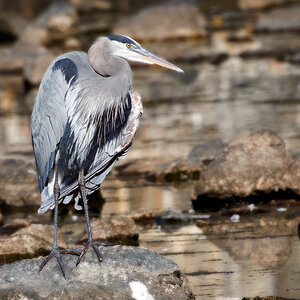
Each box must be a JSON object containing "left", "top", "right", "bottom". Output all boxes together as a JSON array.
[{"left": 31, "top": 34, "right": 183, "bottom": 277}]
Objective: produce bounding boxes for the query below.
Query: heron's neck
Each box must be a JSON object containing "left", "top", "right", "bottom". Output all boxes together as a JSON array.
[{"left": 88, "top": 38, "right": 132, "bottom": 80}]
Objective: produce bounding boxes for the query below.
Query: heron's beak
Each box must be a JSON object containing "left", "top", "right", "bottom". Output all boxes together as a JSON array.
[{"left": 133, "top": 47, "right": 184, "bottom": 73}]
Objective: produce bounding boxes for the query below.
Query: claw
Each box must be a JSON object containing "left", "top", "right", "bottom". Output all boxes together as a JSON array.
[
  {"left": 39, "top": 247, "right": 80, "bottom": 278},
  {"left": 76, "top": 239, "right": 117, "bottom": 266}
]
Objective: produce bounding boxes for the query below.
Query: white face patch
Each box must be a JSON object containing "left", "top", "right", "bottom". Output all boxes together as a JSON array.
[
  {"left": 111, "top": 41, "right": 153, "bottom": 64},
  {"left": 129, "top": 281, "right": 155, "bottom": 300}
]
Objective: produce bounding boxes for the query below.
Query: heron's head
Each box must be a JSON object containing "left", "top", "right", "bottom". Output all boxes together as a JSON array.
[{"left": 107, "top": 34, "right": 183, "bottom": 73}]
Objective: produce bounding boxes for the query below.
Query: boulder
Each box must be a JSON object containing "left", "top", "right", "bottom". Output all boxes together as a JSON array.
[
  {"left": 193, "top": 130, "right": 292, "bottom": 200},
  {"left": 126, "top": 208, "right": 159, "bottom": 225},
  {"left": 23, "top": 47, "right": 55, "bottom": 86},
  {"left": 0, "top": 0, "right": 54, "bottom": 19},
  {"left": 0, "top": 44, "right": 54, "bottom": 111},
  {"left": 0, "top": 223, "right": 67, "bottom": 265},
  {"left": 0, "top": 246, "right": 194, "bottom": 300},
  {"left": 113, "top": 0, "right": 207, "bottom": 41},
  {"left": 0, "top": 218, "right": 31, "bottom": 235},
  {"left": 0, "top": 16, "right": 17, "bottom": 44},
  {"left": 117, "top": 139, "right": 226, "bottom": 183},
  {"left": 153, "top": 159, "right": 203, "bottom": 182},
  {"left": 81, "top": 215, "right": 139, "bottom": 246},
  {"left": 70, "top": 0, "right": 113, "bottom": 12},
  {"left": 238, "top": 0, "right": 291, "bottom": 10},
  {"left": 188, "top": 139, "right": 226, "bottom": 165},
  {"left": 256, "top": 5, "right": 300, "bottom": 32},
  {"left": 20, "top": 1, "right": 78, "bottom": 48},
  {"left": 116, "top": 159, "right": 163, "bottom": 178},
  {"left": 0, "top": 158, "right": 40, "bottom": 208},
  {"left": 117, "top": 139, "right": 227, "bottom": 183}
]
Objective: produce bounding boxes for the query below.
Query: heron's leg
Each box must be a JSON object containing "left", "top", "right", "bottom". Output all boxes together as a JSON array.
[
  {"left": 39, "top": 165, "right": 80, "bottom": 278},
  {"left": 76, "top": 169, "right": 115, "bottom": 266}
]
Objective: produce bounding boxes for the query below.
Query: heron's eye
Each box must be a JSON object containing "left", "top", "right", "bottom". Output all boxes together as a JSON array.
[{"left": 126, "top": 43, "right": 131, "bottom": 49}]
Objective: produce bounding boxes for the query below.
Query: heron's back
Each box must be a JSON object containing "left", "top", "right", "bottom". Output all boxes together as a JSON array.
[{"left": 31, "top": 51, "right": 141, "bottom": 214}]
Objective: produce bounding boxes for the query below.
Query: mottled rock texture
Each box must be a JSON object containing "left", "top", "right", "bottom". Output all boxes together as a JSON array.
[
  {"left": 194, "top": 129, "right": 300, "bottom": 201},
  {"left": 0, "top": 246, "right": 194, "bottom": 300}
]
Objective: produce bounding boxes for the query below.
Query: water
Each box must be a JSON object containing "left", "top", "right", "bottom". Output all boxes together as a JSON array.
[
  {"left": 1, "top": 70, "right": 300, "bottom": 298},
  {"left": 4, "top": 98, "right": 300, "bottom": 159},
  {"left": 99, "top": 175, "right": 300, "bottom": 299},
  {"left": 140, "top": 213, "right": 300, "bottom": 299}
]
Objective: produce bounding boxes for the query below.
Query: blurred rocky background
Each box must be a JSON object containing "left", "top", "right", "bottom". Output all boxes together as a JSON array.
[{"left": 1, "top": 0, "right": 300, "bottom": 299}]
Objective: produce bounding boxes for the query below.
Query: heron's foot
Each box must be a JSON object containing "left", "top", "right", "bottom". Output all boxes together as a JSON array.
[
  {"left": 76, "top": 239, "right": 117, "bottom": 266},
  {"left": 39, "top": 247, "right": 81, "bottom": 278}
]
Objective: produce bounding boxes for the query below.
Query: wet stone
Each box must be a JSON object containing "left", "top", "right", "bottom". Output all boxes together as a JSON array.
[
  {"left": 70, "top": 0, "right": 113, "bottom": 13},
  {"left": 80, "top": 215, "right": 139, "bottom": 246},
  {"left": 21, "top": 1, "right": 78, "bottom": 48},
  {"left": 0, "top": 223, "right": 67, "bottom": 265},
  {"left": 24, "top": 48, "right": 55, "bottom": 86},
  {"left": 193, "top": 129, "right": 295, "bottom": 202},
  {"left": 242, "top": 297, "right": 289, "bottom": 300},
  {"left": 126, "top": 208, "right": 159, "bottom": 225},
  {"left": 113, "top": 0, "right": 206, "bottom": 41},
  {"left": 0, "top": 246, "right": 194, "bottom": 300},
  {"left": 158, "top": 209, "right": 208, "bottom": 225},
  {"left": 0, "top": 219, "right": 31, "bottom": 235},
  {"left": 0, "top": 0, "right": 54, "bottom": 19},
  {"left": 152, "top": 159, "right": 203, "bottom": 183},
  {"left": 238, "top": 0, "right": 292, "bottom": 10},
  {"left": 0, "top": 158, "right": 40, "bottom": 208},
  {"left": 188, "top": 139, "right": 226, "bottom": 165},
  {"left": 116, "top": 159, "right": 163, "bottom": 178},
  {"left": 256, "top": 5, "right": 300, "bottom": 32}
]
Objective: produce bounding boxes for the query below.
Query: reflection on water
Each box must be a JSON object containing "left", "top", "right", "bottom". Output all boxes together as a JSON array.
[
  {"left": 140, "top": 212, "right": 300, "bottom": 299},
  {"left": 1, "top": 93, "right": 300, "bottom": 298},
  {"left": 2, "top": 99, "right": 300, "bottom": 159},
  {"left": 101, "top": 178, "right": 193, "bottom": 216}
]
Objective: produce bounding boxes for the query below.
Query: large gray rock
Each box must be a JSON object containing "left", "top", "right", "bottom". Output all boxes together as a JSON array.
[
  {"left": 256, "top": 5, "right": 300, "bottom": 32},
  {"left": 0, "top": 224, "right": 67, "bottom": 265},
  {"left": 0, "top": 0, "right": 53, "bottom": 19},
  {"left": 188, "top": 139, "right": 226, "bottom": 165},
  {"left": 20, "top": 1, "right": 78, "bottom": 48},
  {"left": 133, "top": 56, "right": 300, "bottom": 103},
  {"left": 80, "top": 215, "right": 139, "bottom": 246},
  {"left": 70, "top": 0, "right": 113, "bottom": 12},
  {"left": 0, "top": 44, "right": 54, "bottom": 111},
  {"left": 0, "top": 246, "right": 194, "bottom": 300},
  {"left": 23, "top": 47, "right": 55, "bottom": 86},
  {"left": 113, "top": 0, "right": 207, "bottom": 41},
  {"left": 152, "top": 159, "right": 204, "bottom": 182},
  {"left": 193, "top": 130, "right": 292, "bottom": 200},
  {"left": 0, "top": 158, "right": 40, "bottom": 207},
  {"left": 238, "top": 0, "right": 291, "bottom": 10}
]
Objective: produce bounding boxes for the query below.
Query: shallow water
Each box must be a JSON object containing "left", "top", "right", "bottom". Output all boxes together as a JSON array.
[
  {"left": 101, "top": 178, "right": 300, "bottom": 300},
  {"left": 1, "top": 78, "right": 300, "bottom": 298},
  {"left": 2, "top": 98, "right": 300, "bottom": 160}
]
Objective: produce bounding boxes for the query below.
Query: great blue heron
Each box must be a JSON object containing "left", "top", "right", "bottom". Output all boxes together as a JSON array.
[{"left": 31, "top": 34, "right": 183, "bottom": 277}]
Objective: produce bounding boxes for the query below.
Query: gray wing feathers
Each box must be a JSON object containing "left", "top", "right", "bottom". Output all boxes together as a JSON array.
[
  {"left": 38, "top": 90, "right": 142, "bottom": 214},
  {"left": 33, "top": 52, "right": 141, "bottom": 214},
  {"left": 31, "top": 61, "right": 68, "bottom": 192}
]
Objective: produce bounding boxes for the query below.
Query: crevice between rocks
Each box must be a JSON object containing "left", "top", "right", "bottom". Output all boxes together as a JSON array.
[{"left": 192, "top": 188, "right": 300, "bottom": 211}]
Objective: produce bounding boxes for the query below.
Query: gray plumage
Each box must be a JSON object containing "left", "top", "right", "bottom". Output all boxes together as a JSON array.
[
  {"left": 31, "top": 35, "right": 183, "bottom": 277},
  {"left": 32, "top": 41, "right": 137, "bottom": 213}
]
